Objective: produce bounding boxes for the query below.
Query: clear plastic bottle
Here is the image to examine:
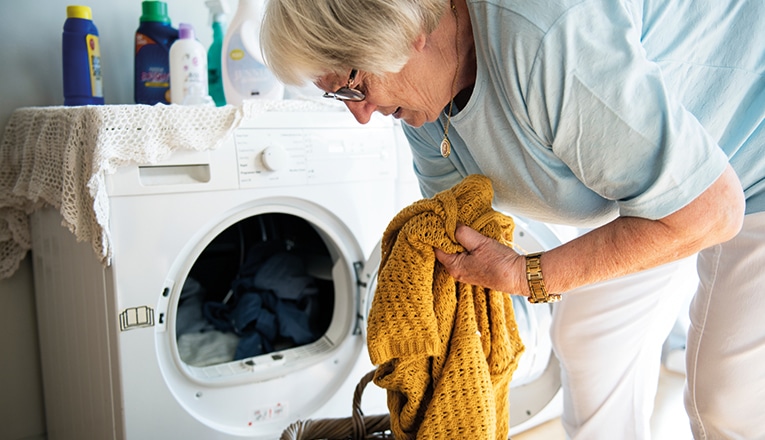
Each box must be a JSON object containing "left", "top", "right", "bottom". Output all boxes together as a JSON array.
[
  {"left": 134, "top": 1, "right": 178, "bottom": 104},
  {"left": 221, "top": 0, "right": 284, "bottom": 106},
  {"left": 62, "top": 5, "right": 104, "bottom": 106},
  {"left": 170, "top": 23, "right": 211, "bottom": 105}
]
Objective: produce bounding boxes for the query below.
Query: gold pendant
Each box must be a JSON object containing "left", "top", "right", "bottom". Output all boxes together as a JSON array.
[{"left": 440, "top": 137, "right": 451, "bottom": 158}]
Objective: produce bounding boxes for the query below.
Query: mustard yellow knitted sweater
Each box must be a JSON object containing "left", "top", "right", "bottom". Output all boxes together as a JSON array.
[{"left": 367, "top": 174, "right": 525, "bottom": 440}]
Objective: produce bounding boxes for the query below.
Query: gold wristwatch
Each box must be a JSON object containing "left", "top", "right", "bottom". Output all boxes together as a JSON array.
[{"left": 525, "top": 252, "right": 562, "bottom": 304}]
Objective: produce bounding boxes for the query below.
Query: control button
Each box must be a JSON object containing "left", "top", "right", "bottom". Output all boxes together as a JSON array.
[{"left": 260, "top": 146, "right": 289, "bottom": 171}]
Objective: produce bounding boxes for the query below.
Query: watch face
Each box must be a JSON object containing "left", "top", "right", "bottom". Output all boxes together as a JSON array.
[{"left": 525, "top": 253, "right": 560, "bottom": 303}]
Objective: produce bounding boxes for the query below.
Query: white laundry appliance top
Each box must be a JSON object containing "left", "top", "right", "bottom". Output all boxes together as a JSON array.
[{"left": 0, "top": 100, "right": 346, "bottom": 280}]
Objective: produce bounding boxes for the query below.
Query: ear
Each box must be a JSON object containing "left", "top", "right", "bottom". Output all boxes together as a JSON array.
[{"left": 412, "top": 33, "right": 427, "bottom": 52}]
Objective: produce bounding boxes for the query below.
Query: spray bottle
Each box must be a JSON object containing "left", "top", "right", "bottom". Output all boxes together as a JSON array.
[
  {"left": 205, "top": 0, "right": 229, "bottom": 106},
  {"left": 221, "top": 0, "right": 284, "bottom": 106}
]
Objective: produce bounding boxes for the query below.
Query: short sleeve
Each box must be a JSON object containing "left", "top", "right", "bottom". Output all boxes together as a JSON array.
[{"left": 524, "top": 0, "right": 728, "bottom": 219}]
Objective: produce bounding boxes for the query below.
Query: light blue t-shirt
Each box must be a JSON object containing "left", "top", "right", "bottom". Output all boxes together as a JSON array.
[{"left": 405, "top": 0, "right": 765, "bottom": 227}]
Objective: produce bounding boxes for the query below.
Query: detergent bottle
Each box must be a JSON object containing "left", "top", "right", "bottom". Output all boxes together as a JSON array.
[
  {"left": 169, "top": 23, "right": 211, "bottom": 105},
  {"left": 205, "top": 0, "right": 229, "bottom": 106},
  {"left": 62, "top": 5, "right": 104, "bottom": 106},
  {"left": 134, "top": 1, "right": 178, "bottom": 104},
  {"left": 221, "top": 0, "right": 284, "bottom": 106}
]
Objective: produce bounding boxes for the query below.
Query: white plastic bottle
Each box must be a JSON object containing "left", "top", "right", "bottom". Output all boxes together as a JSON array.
[
  {"left": 169, "top": 23, "right": 211, "bottom": 105},
  {"left": 221, "top": 0, "right": 284, "bottom": 106}
]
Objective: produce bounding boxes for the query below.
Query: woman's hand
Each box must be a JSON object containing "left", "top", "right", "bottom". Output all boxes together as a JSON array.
[{"left": 434, "top": 224, "right": 527, "bottom": 295}]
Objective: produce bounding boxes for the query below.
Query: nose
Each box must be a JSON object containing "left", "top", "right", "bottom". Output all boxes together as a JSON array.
[{"left": 344, "top": 101, "right": 377, "bottom": 124}]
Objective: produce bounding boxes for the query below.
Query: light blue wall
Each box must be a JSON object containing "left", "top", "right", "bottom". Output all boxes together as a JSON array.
[{"left": 0, "top": 1, "right": 215, "bottom": 438}]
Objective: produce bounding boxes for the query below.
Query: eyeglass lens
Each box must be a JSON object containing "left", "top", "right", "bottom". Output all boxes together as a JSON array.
[{"left": 323, "top": 69, "right": 365, "bottom": 101}]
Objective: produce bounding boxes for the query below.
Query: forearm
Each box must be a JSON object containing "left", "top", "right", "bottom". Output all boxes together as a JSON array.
[
  {"left": 536, "top": 165, "right": 745, "bottom": 295},
  {"left": 435, "top": 165, "right": 744, "bottom": 297},
  {"left": 540, "top": 217, "right": 705, "bottom": 294}
]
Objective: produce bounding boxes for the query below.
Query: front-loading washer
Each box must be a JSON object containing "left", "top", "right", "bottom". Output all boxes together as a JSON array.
[
  {"left": 30, "top": 104, "right": 565, "bottom": 440},
  {"left": 30, "top": 108, "right": 396, "bottom": 440}
]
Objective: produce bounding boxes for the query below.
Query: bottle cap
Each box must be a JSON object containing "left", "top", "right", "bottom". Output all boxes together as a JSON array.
[
  {"left": 140, "top": 1, "right": 171, "bottom": 24},
  {"left": 178, "top": 23, "right": 195, "bottom": 40},
  {"left": 66, "top": 5, "right": 93, "bottom": 20}
]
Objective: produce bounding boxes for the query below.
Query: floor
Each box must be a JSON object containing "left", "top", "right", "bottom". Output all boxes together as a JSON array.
[{"left": 513, "top": 366, "right": 693, "bottom": 439}]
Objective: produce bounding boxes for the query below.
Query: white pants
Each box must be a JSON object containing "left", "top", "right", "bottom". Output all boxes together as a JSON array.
[
  {"left": 549, "top": 211, "right": 765, "bottom": 439},
  {"left": 551, "top": 254, "right": 697, "bottom": 439},
  {"left": 685, "top": 211, "right": 765, "bottom": 439}
]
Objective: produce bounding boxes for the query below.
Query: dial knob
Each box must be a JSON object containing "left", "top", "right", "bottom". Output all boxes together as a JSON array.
[{"left": 260, "top": 146, "right": 289, "bottom": 171}]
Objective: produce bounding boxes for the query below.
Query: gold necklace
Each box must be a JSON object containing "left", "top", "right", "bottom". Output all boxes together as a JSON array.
[{"left": 440, "top": 0, "right": 460, "bottom": 158}]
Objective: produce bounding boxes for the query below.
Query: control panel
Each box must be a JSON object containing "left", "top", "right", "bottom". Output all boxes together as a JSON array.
[{"left": 234, "top": 125, "right": 397, "bottom": 188}]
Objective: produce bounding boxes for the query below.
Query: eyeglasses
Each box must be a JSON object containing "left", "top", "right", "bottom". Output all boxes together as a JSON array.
[{"left": 322, "top": 69, "right": 366, "bottom": 102}]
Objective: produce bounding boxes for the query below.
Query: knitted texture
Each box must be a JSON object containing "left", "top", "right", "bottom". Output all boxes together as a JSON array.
[
  {"left": 367, "top": 174, "right": 525, "bottom": 440},
  {"left": 0, "top": 100, "right": 342, "bottom": 280}
]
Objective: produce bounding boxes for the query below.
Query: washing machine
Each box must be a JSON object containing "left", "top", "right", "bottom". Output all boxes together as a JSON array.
[
  {"left": 30, "top": 108, "right": 396, "bottom": 440},
  {"left": 30, "top": 106, "right": 564, "bottom": 440}
]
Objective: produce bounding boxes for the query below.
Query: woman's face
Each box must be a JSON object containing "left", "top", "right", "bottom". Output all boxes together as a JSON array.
[{"left": 315, "top": 36, "right": 455, "bottom": 127}]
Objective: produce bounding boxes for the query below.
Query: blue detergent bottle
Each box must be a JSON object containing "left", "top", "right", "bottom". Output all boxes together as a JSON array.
[
  {"left": 134, "top": 1, "right": 178, "bottom": 104},
  {"left": 62, "top": 5, "right": 104, "bottom": 106}
]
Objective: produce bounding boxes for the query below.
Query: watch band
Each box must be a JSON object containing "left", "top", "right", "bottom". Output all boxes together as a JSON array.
[{"left": 525, "top": 252, "right": 562, "bottom": 304}]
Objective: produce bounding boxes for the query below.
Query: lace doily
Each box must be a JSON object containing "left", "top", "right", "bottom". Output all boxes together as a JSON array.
[{"left": 0, "top": 99, "right": 344, "bottom": 280}]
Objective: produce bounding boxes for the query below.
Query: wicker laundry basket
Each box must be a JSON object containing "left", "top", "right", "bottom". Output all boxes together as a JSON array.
[{"left": 280, "top": 369, "right": 393, "bottom": 440}]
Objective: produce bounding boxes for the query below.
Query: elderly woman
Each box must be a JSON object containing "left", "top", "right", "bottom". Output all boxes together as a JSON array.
[{"left": 261, "top": 0, "right": 764, "bottom": 438}]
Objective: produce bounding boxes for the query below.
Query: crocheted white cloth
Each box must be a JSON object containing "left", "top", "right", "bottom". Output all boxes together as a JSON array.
[{"left": 0, "top": 99, "right": 341, "bottom": 280}]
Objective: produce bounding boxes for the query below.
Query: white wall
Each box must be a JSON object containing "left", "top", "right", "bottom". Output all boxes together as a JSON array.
[{"left": 0, "top": 1, "right": 215, "bottom": 438}]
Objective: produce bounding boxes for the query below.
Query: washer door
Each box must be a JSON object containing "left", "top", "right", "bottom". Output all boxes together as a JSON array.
[
  {"left": 154, "top": 198, "right": 366, "bottom": 438},
  {"left": 359, "top": 240, "right": 382, "bottom": 339},
  {"left": 359, "top": 216, "right": 564, "bottom": 431}
]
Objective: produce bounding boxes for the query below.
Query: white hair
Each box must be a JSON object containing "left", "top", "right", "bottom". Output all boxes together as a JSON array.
[{"left": 260, "top": 0, "right": 447, "bottom": 85}]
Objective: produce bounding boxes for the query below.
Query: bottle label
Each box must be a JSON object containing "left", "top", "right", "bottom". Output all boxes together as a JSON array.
[
  {"left": 135, "top": 33, "right": 156, "bottom": 53},
  {"left": 86, "top": 34, "right": 103, "bottom": 98},
  {"left": 225, "top": 32, "right": 282, "bottom": 100},
  {"left": 171, "top": 47, "right": 208, "bottom": 104},
  {"left": 135, "top": 32, "right": 171, "bottom": 104},
  {"left": 179, "top": 53, "right": 205, "bottom": 86}
]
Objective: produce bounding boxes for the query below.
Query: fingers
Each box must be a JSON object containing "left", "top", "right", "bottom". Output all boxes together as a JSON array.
[
  {"left": 434, "top": 224, "right": 474, "bottom": 265},
  {"left": 454, "top": 224, "right": 490, "bottom": 253},
  {"left": 434, "top": 247, "right": 454, "bottom": 265},
  {"left": 434, "top": 224, "right": 479, "bottom": 267},
  {"left": 434, "top": 224, "right": 524, "bottom": 294}
]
